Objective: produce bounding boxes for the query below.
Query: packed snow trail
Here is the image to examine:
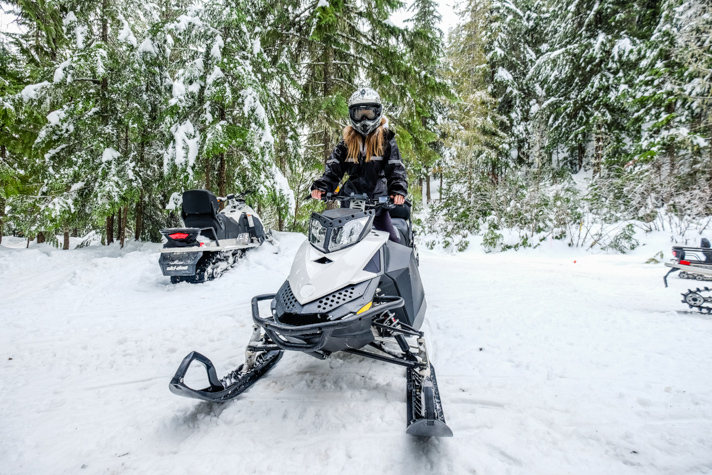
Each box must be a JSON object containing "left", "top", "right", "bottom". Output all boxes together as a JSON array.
[{"left": 1, "top": 234, "right": 711, "bottom": 474}]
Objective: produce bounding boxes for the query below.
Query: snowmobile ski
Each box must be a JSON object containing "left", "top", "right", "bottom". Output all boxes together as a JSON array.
[
  {"left": 406, "top": 362, "right": 453, "bottom": 437},
  {"left": 169, "top": 347, "right": 283, "bottom": 402}
]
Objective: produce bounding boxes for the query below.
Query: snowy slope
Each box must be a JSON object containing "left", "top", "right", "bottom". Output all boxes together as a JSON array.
[{"left": 1, "top": 234, "right": 711, "bottom": 474}]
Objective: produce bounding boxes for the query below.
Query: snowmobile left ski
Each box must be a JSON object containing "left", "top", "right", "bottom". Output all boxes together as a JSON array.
[
  {"left": 169, "top": 194, "right": 453, "bottom": 438},
  {"left": 159, "top": 190, "right": 273, "bottom": 283}
]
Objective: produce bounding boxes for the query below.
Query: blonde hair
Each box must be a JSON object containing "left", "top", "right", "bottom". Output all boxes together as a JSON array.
[{"left": 343, "top": 117, "right": 387, "bottom": 163}]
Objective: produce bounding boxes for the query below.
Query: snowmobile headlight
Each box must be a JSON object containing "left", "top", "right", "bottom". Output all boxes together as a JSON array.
[
  {"left": 309, "top": 218, "right": 328, "bottom": 252},
  {"left": 329, "top": 216, "right": 371, "bottom": 252}
]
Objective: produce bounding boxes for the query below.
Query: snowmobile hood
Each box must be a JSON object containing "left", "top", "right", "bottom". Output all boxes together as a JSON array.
[{"left": 288, "top": 230, "right": 388, "bottom": 305}]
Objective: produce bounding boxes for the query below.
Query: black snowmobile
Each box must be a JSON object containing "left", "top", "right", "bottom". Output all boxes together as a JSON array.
[
  {"left": 159, "top": 190, "right": 272, "bottom": 283},
  {"left": 664, "top": 238, "right": 712, "bottom": 313},
  {"left": 169, "top": 194, "right": 453, "bottom": 437}
]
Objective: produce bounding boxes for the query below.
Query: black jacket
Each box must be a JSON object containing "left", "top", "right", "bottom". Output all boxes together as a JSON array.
[{"left": 311, "top": 128, "right": 408, "bottom": 198}]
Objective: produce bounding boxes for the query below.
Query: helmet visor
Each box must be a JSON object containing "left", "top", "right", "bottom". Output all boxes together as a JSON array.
[{"left": 349, "top": 105, "right": 381, "bottom": 122}]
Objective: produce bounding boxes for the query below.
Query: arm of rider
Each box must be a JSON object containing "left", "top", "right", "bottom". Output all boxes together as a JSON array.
[
  {"left": 311, "top": 189, "right": 324, "bottom": 200},
  {"left": 390, "top": 194, "right": 405, "bottom": 205}
]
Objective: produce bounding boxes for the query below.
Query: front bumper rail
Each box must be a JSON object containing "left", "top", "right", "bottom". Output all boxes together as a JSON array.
[{"left": 251, "top": 294, "right": 404, "bottom": 353}]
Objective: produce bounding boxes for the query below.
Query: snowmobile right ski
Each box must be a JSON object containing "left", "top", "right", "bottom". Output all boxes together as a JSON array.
[
  {"left": 406, "top": 362, "right": 453, "bottom": 437},
  {"left": 169, "top": 327, "right": 283, "bottom": 402}
]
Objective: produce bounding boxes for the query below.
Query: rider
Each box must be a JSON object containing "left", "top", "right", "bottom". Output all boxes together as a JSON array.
[{"left": 310, "top": 87, "right": 407, "bottom": 243}]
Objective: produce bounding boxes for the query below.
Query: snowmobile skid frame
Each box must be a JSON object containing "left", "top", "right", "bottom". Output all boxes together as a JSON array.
[{"left": 168, "top": 293, "right": 453, "bottom": 437}]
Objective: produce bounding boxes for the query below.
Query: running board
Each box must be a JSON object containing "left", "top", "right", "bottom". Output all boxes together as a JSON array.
[
  {"left": 664, "top": 262, "right": 712, "bottom": 276},
  {"left": 160, "top": 243, "right": 261, "bottom": 254}
]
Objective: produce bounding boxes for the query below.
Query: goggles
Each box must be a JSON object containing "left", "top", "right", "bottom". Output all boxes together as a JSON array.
[{"left": 349, "top": 105, "right": 381, "bottom": 122}]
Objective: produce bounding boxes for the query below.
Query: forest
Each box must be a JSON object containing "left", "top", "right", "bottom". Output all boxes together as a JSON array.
[{"left": 1, "top": 0, "right": 710, "bottom": 251}]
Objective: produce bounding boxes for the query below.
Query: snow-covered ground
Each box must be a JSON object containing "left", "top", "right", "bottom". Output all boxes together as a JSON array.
[{"left": 1, "top": 233, "right": 711, "bottom": 474}]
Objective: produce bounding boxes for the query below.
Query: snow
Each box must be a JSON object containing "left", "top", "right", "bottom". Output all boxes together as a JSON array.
[
  {"left": 210, "top": 36, "right": 224, "bottom": 60},
  {"left": 46, "top": 109, "right": 65, "bottom": 125},
  {"left": 173, "top": 13, "right": 203, "bottom": 34},
  {"left": 102, "top": 147, "right": 120, "bottom": 163},
  {"left": 118, "top": 15, "right": 138, "bottom": 47},
  {"left": 20, "top": 81, "right": 49, "bottom": 100},
  {"left": 170, "top": 120, "right": 200, "bottom": 172},
  {"left": 495, "top": 66, "right": 514, "bottom": 82},
  {"left": 138, "top": 38, "right": 157, "bottom": 55},
  {"left": 2, "top": 234, "right": 712, "bottom": 473},
  {"left": 75, "top": 24, "right": 88, "bottom": 49},
  {"left": 316, "top": 0, "right": 330, "bottom": 7},
  {"left": 53, "top": 60, "right": 71, "bottom": 83}
]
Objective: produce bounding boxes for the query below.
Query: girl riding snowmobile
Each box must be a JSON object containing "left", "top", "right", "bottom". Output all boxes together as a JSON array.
[{"left": 311, "top": 87, "right": 407, "bottom": 243}]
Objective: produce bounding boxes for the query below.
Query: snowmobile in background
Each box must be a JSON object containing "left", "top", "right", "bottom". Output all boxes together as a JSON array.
[
  {"left": 664, "top": 238, "right": 712, "bottom": 313},
  {"left": 169, "top": 193, "right": 453, "bottom": 437},
  {"left": 159, "top": 190, "right": 272, "bottom": 284}
]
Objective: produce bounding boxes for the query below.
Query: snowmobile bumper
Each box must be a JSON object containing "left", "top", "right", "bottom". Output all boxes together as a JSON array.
[
  {"left": 159, "top": 250, "right": 203, "bottom": 276},
  {"left": 251, "top": 293, "right": 405, "bottom": 353}
]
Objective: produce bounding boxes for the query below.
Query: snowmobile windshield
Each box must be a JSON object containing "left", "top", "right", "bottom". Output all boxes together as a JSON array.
[
  {"left": 308, "top": 209, "right": 374, "bottom": 253},
  {"left": 329, "top": 216, "right": 371, "bottom": 252},
  {"left": 349, "top": 105, "right": 381, "bottom": 122}
]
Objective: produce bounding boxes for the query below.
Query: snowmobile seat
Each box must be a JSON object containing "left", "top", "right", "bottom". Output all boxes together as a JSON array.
[
  {"left": 181, "top": 190, "right": 241, "bottom": 241},
  {"left": 388, "top": 203, "right": 412, "bottom": 247},
  {"left": 392, "top": 218, "right": 411, "bottom": 247},
  {"left": 389, "top": 202, "right": 410, "bottom": 220}
]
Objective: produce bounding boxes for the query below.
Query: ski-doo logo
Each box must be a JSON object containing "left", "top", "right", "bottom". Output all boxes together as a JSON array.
[{"left": 166, "top": 265, "right": 188, "bottom": 271}]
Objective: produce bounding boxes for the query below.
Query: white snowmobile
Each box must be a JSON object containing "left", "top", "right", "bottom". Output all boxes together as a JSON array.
[
  {"left": 169, "top": 193, "right": 453, "bottom": 437},
  {"left": 159, "top": 190, "right": 272, "bottom": 283},
  {"left": 664, "top": 238, "right": 712, "bottom": 313}
]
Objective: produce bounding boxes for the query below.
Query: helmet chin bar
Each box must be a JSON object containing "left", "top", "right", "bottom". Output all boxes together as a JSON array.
[{"left": 354, "top": 118, "right": 380, "bottom": 136}]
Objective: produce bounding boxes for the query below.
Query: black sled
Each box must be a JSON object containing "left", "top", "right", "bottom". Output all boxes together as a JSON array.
[{"left": 160, "top": 190, "right": 272, "bottom": 283}]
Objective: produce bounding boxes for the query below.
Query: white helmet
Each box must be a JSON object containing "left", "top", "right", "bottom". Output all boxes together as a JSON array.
[{"left": 348, "top": 87, "right": 383, "bottom": 136}]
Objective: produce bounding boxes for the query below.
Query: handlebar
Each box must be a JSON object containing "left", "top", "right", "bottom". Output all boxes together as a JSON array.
[
  {"left": 306, "top": 192, "right": 401, "bottom": 210},
  {"left": 217, "top": 190, "right": 253, "bottom": 203}
]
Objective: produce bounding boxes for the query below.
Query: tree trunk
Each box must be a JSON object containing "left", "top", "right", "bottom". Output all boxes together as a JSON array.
[
  {"left": 135, "top": 197, "right": 143, "bottom": 241},
  {"left": 593, "top": 122, "right": 604, "bottom": 178},
  {"left": 577, "top": 142, "right": 585, "bottom": 173},
  {"left": 106, "top": 214, "right": 114, "bottom": 245},
  {"left": 0, "top": 194, "right": 5, "bottom": 245},
  {"left": 439, "top": 172, "right": 443, "bottom": 201},
  {"left": 218, "top": 106, "right": 227, "bottom": 207},
  {"left": 63, "top": 229, "right": 70, "bottom": 250},
  {"left": 100, "top": 0, "right": 109, "bottom": 122},
  {"left": 116, "top": 208, "right": 122, "bottom": 242},
  {"left": 37, "top": 232, "right": 46, "bottom": 244},
  {"left": 205, "top": 156, "right": 212, "bottom": 191},
  {"left": 425, "top": 167, "right": 431, "bottom": 203},
  {"left": 323, "top": 47, "right": 339, "bottom": 210},
  {"left": 218, "top": 152, "right": 226, "bottom": 209},
  {"left": 120, "top": 205, "right": 128, "bottom": 248}
]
